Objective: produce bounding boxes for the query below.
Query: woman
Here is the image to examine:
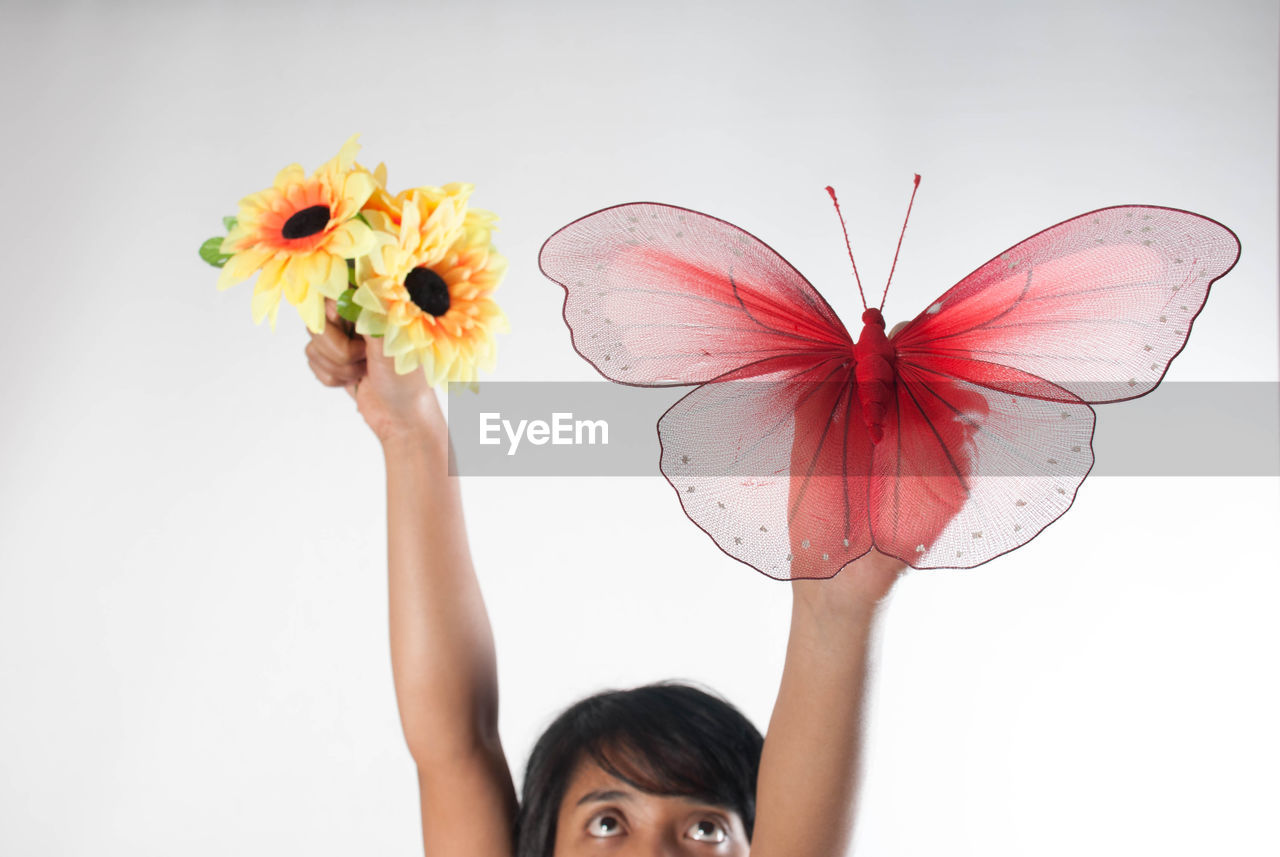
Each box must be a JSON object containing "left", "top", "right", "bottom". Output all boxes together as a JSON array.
[{"left": 306, "top": 300, "right": 905, "bottom": 856}]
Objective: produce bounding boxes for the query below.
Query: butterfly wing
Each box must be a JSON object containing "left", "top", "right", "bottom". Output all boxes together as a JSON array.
[
  {"left": 539, "top": 203, "right": 852, "bottom": 385},
  {"left": 878, "top": 205, "right": 1239, "bottom": 567},
  {"left": 542, "top": 204, "right": 867, "bottom": 579},
  {"left": 892, "top": 206, "right": 1241, "bottom": 402},
  {"left": 658, "top": 354, "right": 874, "bottom": 580},
  {"left": 869, "top": 366, "right": 1096, "bottom": 568}
]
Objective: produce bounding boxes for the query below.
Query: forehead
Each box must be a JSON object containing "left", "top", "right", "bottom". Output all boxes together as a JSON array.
[
  {"left": 560, "top": 756, "right": 732, "bottom": 814},
  {"left": 563, "top": 755, "right": 632, "bottom": 797}
]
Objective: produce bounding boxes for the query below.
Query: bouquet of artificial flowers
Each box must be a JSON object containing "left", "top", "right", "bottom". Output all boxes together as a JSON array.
[{"left": 200, "top": 135, "right": 508, "bottom": 386}]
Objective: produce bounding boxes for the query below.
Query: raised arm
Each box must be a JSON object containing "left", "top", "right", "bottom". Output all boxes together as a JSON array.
[
  {"left": 749, "top": 551, "right": 905, "bottom": 857},
  {"left": 306, "top": 303, "right": 516, "bottom": 856}
]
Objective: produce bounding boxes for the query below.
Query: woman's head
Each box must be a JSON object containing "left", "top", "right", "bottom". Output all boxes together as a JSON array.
[{"left": 514, "top": 682, "right": 763, "bottom": 856}]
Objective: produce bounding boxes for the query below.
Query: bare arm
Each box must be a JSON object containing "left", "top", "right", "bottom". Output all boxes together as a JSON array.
[
  {"left": 307, "top": 304, "right": 516, "bottom": 856},
  {"left": 749, "top": 551, "right": 905, "bottom": 857}
]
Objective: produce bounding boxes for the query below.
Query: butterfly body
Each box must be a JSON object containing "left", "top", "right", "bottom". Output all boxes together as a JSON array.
[
  {"left": 541, "top": 200, "right": 1240, "bottom": 576},
  {"left": 854, "top": 307, "right": 894, "bottom": 443}
]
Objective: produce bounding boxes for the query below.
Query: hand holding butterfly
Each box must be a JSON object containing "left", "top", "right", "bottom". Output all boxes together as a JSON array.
[
  {"left": 748, "top": 545, "right": 909, "bottom": 857},
  {"left": 794, "top": 546, "right": 906, "bottom": 611},
  {"left": 756, "top": 383, "right": 916, "bottom": 856}
]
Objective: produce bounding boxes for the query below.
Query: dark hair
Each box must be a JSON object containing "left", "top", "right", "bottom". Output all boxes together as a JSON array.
[{"left": 513, "top": 682, "right": 763, "bottom": 857}]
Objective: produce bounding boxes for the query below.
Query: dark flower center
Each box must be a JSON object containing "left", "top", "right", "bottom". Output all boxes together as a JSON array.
[
  {"left": 281, "top": 205, "right": 331, "bottom": 240},
  {"left": 405, "top": 267, "right": 451, "bottom": 316}
]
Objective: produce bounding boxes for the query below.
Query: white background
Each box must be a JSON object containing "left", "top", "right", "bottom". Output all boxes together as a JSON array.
[{"left": 1, "top": 1, "right": 1277, "bottom": 855}]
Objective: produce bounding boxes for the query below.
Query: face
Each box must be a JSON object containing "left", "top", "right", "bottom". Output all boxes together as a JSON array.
[{"left": 551, "top": 758, "right": 750, "bottom": 856}]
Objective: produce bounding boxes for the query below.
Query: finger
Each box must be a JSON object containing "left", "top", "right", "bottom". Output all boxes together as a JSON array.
[
  {"left": 311, "top": 361, "right": 366, "bottom": 388},
  {"left": 310, "top": 363, "right": 342, "bottom": 387},
  {"left": 309, "top": 321, "right": 366, "bottom": 364},
  {"left": 360, "top": 332, "right": 395, "bottom": 376},
  {"left": 307, "top": 347, "right": 367, "bottom": 386},
  {"left": 307, "top": 354, "right": 346, "bottom": 387},
  {"left": 324, "top": 298, "right": 360, "bottom": 344},
  {"left": 325, "top": 321, "right": 366, "bottom": 362},
  {"left": 312, "top": 356, "right": 367, "bottom": 387}
]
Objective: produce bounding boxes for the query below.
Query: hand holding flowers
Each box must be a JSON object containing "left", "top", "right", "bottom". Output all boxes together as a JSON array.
[
  {"left": 201, "top": 136, "right": 508, "bottom": 388},
  {"left": 306, "top": 299, "right": 449, "bottom": 448}
]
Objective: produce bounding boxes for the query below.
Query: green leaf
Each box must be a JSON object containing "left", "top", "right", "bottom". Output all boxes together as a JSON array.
[
  {"left": 222, "top": 215, "right": 238, "bottom": 231},
  {"left": 336, "top": 287, "right": 361, "bottom": 323},
  {"left": 354, "top": 212, "right": 372, "bottom": 227},
  {"left": 199, "top": 236, "right": 232, "bottom": 268}
]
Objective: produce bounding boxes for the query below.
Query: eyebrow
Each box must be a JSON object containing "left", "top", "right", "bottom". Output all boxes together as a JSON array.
[{"left": 575, "top": 789, "right": 634, "bottom": 806}]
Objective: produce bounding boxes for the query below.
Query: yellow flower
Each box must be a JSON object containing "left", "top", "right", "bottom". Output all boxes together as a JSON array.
[
  {"left": 357, "top": 161, "right": 399, "bottom": 223},
  {"left": 361, "top": 180, "right": 472, "bottom": 272},
  {"left": 355, "top": 205, "right": 508, "bottom": 386},
  {"left": 217, "top": 135, "right": 376, "bottom": 332},
  {"left": 358, "top": 161, "right": 474, "bottom": 235}
]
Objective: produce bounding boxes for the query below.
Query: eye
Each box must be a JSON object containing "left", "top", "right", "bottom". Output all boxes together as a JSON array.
[
  {"left": 686, "top": 817, "right": 727, "bottom": 843},
  {"left": 587, "top": 811, "right": 626, "bottom": 838}
]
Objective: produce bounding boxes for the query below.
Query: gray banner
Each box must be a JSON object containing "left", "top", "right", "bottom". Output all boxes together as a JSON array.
[{"left": 446, "top": 382, "right": 1280, "bottom": 477}]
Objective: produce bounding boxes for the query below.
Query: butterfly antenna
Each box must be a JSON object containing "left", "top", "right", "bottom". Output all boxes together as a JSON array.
[
  {"left": 825, "top": 185, "right": 868, "bottom": 310},
  {"left": 880, "top": 173, "right": 922, "bottom": 311}
]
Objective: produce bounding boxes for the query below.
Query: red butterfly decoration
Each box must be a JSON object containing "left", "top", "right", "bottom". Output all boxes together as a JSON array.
[{"left": 539, "top": 181, "right": 1240, "bottom": 577}]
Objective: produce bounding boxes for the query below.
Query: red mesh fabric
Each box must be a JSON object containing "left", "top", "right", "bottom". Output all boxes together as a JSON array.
[
  {"left": 895, "top": 206, "right": 1241, "bottom": 403},
  {"left": 656, "top": 356, "right": 873, "bottom": 580},
  {"left": 540, "top": 203, "right": 1240, "bottom": 576},
  {"left": 539, "top": 203, "right": 851, "bottom": 386}
]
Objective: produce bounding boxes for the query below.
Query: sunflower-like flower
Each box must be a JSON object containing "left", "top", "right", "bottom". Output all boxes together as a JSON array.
[
  {"left": 217, "top": 135, "right": 376, "bottom": 332},
  {"left": 354, "top": 198, "right": 508, "bottom": 386},
  {"left": 358, "top": 161, "right": 400, "bottom": 223},
  {"left": 358, "top": 162, "right": 474, "bottom": 233}
]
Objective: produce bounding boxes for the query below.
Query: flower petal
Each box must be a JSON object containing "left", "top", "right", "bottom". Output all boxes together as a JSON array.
[
  {"left": 251, "top": 283, "right": 282, "bottom": 326},
  {"left": 315, "top": 253, "right": 348, "bottom": 299},
  {"left": 356, "top": 311, "right": 386, "bottom": 336},
  {"left": 221, "top": 224, "right": 253, "bottom": 254},
  {"left": 216, "top": 245, "right": 272, "bottom": 290},
  {"left": 327, "top": 220, "right": 375, "bottom": 259},
  {"left": 394, "top": 350, "right": 420, "bottom": 375},
  {"left": 333, "top": 134, "right": 361, "bottom": 173},
  {"left": 256, "top": 254, "right": 289, "bottom": 295},
  {"left": 297, "top": 289, "right": 326, "bottom": 333},
  {"left": 273, "top": 163, "right": 305, "bottom": 190},
  {"left": 340, "top": 170, "right": 375, "bottom": 212},
  {"left": 282, "top": 254, "right": 312, "bottom": 304},
  {"left": 353, "top": 282, "right": 386, "bottom": 314},
  {"left": 399, "top": 193, "right": 421, "bottom": 244}
]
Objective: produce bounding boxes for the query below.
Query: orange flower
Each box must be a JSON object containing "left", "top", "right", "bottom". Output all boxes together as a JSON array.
[
  {"left": 358, "top": 161, "right": 473, "bottom": 233},
  {"left": 358, "top": 161, "right": 400, "bottom": 223},
  {"left": 354, "top": 205, "right": 508, "bottom": 386},
  {"left": 217, "top": 135, "right": 376, "bottom": 332}
]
